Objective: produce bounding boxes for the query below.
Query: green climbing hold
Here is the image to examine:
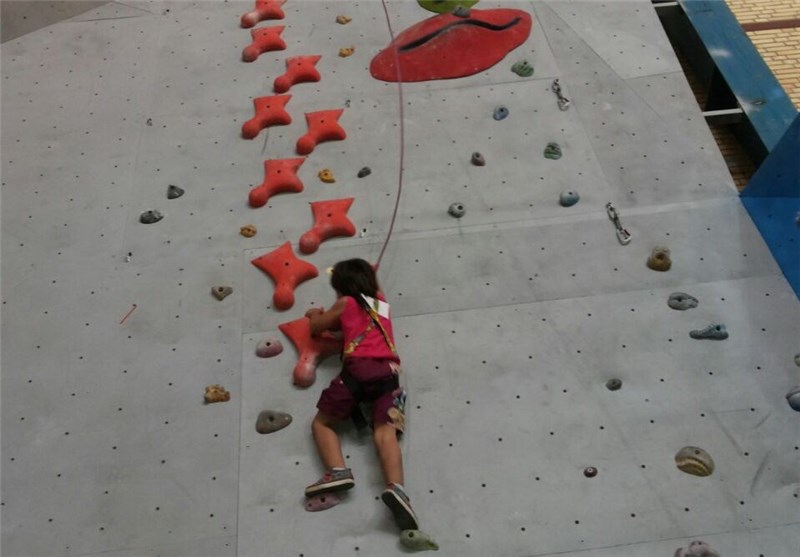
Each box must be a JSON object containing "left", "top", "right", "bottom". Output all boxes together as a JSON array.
[
  {"left": 511, "top": 60, "right": 534, "bottom": 77},
  {"left": 544, "top": 142, "right": 562, "bottom": 160},
  {"left": 400, "top": 530, "right": 440, "bottom": 551},
  {"left": 417, "top": 0, "right": 479, "bottom": 14}
]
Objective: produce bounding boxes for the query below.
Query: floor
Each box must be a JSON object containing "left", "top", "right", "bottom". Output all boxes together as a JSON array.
[{"left": 2, "top": 1, "right": 799, "bottom": 556}]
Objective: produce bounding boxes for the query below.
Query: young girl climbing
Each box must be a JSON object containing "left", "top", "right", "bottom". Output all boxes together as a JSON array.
[{"left": 303, "top": 258, "right": 418, "bottom": 531}]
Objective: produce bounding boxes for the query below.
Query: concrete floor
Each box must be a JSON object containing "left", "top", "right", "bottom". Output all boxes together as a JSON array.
[{"left": 2, "top": 1, "right": 799, "bottom": 556}]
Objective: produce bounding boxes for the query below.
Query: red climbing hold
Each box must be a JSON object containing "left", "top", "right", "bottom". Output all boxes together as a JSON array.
[
  {"left": 242, "top": 95, "right": 292, "bottom": 140},
  {"left": 274, "top": 55, "right": 322, "bottom": 93},
  {"left": 240, "top": 0, "right": 286, "bottom": 28},
  {"left": 248, "top": 157, "right": 305, "bottom": 208},
  {"left": 370, "top": 8, "right": 532, "bottom": 82},
  {"left": 299, "top": 198, "right": 356, "bottom": 255},
  {"left": 242, "top": 26, "right": 286, "bottom": 62},
  {"left": 296, "top": 109, "right": 346, "bottom": 155},
  {"left": 251, "top": 242, "right": 318, "bottom": 311},
  {"left": 279, "top": 317, "right": 342, "bottom": 387}
]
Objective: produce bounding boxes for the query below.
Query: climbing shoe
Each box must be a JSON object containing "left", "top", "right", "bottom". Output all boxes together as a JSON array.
[
  {"left": 304, "top": 468, "right": 355, "bottom": 498},
  {"left": 381, "top": 483, "right": 419, "bottom": 530}
]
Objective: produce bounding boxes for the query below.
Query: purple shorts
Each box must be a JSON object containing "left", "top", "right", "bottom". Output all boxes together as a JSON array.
[{"left": 317, "top": 357, "right": 406, "bottom": 432}]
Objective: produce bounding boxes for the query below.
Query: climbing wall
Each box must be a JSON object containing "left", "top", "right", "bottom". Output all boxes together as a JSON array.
[{"left": 2, "top": 1, "right": 799, "bottom": 556}]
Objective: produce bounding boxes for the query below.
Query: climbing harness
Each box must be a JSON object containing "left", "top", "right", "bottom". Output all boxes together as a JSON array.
[
  {"left": 343, "top": 296, "right": 397, "bottom": 357},
  {"left": 551, "top": 78, "right": 570, "bottom": 111},
  {"left": 606, "top": 202, "right": 632, "bottom": 245}
]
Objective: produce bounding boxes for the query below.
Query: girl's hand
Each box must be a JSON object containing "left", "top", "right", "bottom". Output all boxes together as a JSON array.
[{"left": 305, "top": 307, "right": 324, "bottom": 319}]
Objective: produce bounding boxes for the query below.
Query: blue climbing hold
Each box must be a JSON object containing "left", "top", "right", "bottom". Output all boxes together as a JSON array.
[
  {"left": 689, "top": 323, "right": 728, "bottom": 340},
  {"left": 493, "top": 106, "right": 509, "bottom": 121},
  {"left": 559, "top": 191, "right": 580, "bottom": 207}
]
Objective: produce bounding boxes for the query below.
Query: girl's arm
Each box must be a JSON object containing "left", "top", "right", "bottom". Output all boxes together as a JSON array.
[{"left": 306, "top": 297, "right": 347, "bottom": 336}]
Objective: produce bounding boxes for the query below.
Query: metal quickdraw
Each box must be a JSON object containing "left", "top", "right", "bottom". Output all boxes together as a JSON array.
[
  {"left": 606, "top": 202, "right": 632, "bottom": 245},
  {"left": 551, "top": 79, "right": 570, "bottom": 111}
]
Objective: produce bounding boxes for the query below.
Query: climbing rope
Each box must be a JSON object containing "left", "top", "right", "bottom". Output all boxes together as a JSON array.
[{"left": 376, "top": 0, "right": 406, "bottom": 268}]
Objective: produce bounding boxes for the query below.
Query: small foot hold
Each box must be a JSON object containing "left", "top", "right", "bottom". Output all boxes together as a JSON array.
[
  {"left": 256, "top": 410, "right": 292, "bottom": 433},
  {"left": 689, "top": 323, "right": 728, "bottom": 340},
  {"left": 336, "top": 15, "right": 351, "bottom": 24},
  {"left": 647, "top": 246, "right": 671, "bottom": 271},
  {"left": 543, "top": 142, "right": 562, "bottom": 160},
  {"left": 493, "top": 106, "right": 509, "bottom": 121},
  {"left": 668, "top": 292, "right": 698, "bottom": 310},
  {"left": 605, "top": 378, "right": 622, "bottom": 391},
  {"left": 256, "top": 338, "right": 283, "bottom": 358},
  {"left": 400, "top": 530, "right": 439, "bottom": 551},
  {"left": 786, "top": 385, "right": 800, "bottom": 412},
  {"left": 339, "top": 46, "right": 355, "bottom": 57},
  {"left": 240, "top": 224, "right": 257, "bottom": 238},
  {"left": 448, "top": 202, "right": 465, "bottom": 218},
  {"left": 318, "top": 169, "right": 336, "bottom": 183},
  {"left": 204, "top": 384, "right": 230, "bottom": 404},
  {"left": 471, "top": 152, "right": 485, "bottom": 166},
  {"left": 674, "top": 540, "right": 720, "bottom": 557},
  {"left": 357, "top": 166, "right": 371, "bottom": 178},
  {"left": 139, "top": 209, "right": 163, "bottom": 224},
  {"left": 675, "top": 446, "right": 714, "bottom": 477},
  {"left": 304, "top": 493, "right": 342, "bottom": 512},
  {"left": 559, "top": 190, "right": 579, "bottom": 207},
  {"left": 511, "top": 60, "right": 534, "bottom": 77},
  {"left": 167, "top": 185, "right": 184, "bottom": 199},
  {"left": 583, "top": 466, "right": 598, "bottom": 478},
  {"left": 211, "top": 286, "right": 233, "bottom": 301}
]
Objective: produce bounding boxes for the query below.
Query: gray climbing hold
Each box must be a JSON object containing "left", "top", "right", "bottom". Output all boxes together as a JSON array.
[
  {"left": 400, "top": 530, "right": 439, "bottom": 552},
  {"left": 452, "top": 5, "right": 470, "bottom": 17},
  {"left": 471, "top": 152, "right": 485, "bottom": 166},
  {"left": 511, "top": 60, "right": 534, "bottom": 77},
  {"left": 139, "top": 209, "right": 163, "bottom": 224},
  {"left": 256, "top": 410, "right": 292, "bottom": 434},
  {"left": 167, "top": 185, "right": 184, "bottom": 199},
  {"left": 689, "top": 323, "right": 728, "bottom": 340},
  {"left": 448, "top": 202, "right": 466, "bottom": 218},
  {"left": 668, "top": 292, "right": 698, "bottom": 310},
  {"left": 211, "top": 286, "right": 233, "bottom": 301},
  {"left": 256, "top": 338, "right": 283, "bottom": 358},
  {"left": 674, "top": 540, "right": 720, "bottom": 557},
  {"left": 543, "top": 142, "right": 562, "bottom": 160},
  {"left": 357, "top": 166, "right": 371, "bottom": 178},
  {"left": 493, "top": 106, "right": 509, "bottom": 121},
  {"left": 559, "top": 191, "right": 580, "bottom": 207},
  {"left": 786, "top": 386, "right": 800, "bottom": 412},
  {"left": 675, "top": 446, "right": 714, "bottom": 477},
  {"left": 606, "top": 378, "right": 622, "bottom": 391}
]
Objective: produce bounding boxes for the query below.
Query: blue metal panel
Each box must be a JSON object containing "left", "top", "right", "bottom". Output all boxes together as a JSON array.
[{"left": 680, "top": 0, "right": 797, "bottom": 151}]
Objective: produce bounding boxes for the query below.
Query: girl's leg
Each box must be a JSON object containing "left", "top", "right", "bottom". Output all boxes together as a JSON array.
[
  {"left": 311, "top": 411, "right": 346, "bottom": 469},
  {"left": 373, "top": 422, "right": 403, "bottom": 486}
]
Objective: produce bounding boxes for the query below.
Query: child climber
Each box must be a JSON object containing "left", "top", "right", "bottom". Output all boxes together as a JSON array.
[{"left": 303, "top": 258, "right": 418, "bottom": 530}]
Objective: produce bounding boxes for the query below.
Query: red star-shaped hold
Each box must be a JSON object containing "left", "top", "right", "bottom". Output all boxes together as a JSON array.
[
  {"left": 274, "top": 55, "right": 322, "bottom": 93},
  {"left": 241, "top": 0, "right": 286, "bottom": 28},
  {"left": 251, "top": 242, "right": 318, "bottom": 311},
  {"left": 242, "top": 95, "right": 292, "bottom": 140},
  {"left": 279, "top": 317, "right": 342, "bottom": 387},
  {"left": 296, "top": 109, "right": 346, "bottom": 155},
  {"left": 248, "top": 157, "right": 305, "bottom": 208},
  {"left": 242, "top": 26, "right": 286, "bottom": 62},
  {"left": 299, "top": 198, "right": 356, "bottom": 254}
]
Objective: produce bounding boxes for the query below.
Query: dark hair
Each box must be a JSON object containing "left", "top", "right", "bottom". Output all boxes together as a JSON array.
[{"left": 330, "top": 258, "right": 379, "bottom": 310}]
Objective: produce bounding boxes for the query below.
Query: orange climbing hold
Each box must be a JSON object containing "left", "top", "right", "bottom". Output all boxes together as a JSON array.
[
  {"left": 240, "top": 0, "right": 286, "bottom": 28},
  {"left": 296, "top": 109, "right": 346, "bottom": 155},
  {"left": 299, "top": 198, "right": 356, "bottom": 255},
  {"left": 279, "top": 317, "right": 342, "bottom": 387},
  {"left": 242, "top": 26, "right": 286, "bottom": 62},
  {"left": 242, "top": 95, "right": 292, "bottom": 140},
  {"left": 274, "top": 55, "right": 322, "bottom": 94},
  {"left": 249, "top": 157, "right": 306, "bottom": 208},
  {"left": 252, "top": 242, "right": 318, "bottom": 311}
]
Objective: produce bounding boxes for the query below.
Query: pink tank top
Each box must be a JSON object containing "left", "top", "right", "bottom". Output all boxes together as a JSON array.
[{"left": 340, "top": 295, "right": 400, "bottom": 362}]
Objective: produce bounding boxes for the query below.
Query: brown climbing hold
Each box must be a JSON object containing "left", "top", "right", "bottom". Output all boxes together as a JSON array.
[
  {"left": 583, "top": 466, "right": 598, "bottom": 478},
  {"left": 338, "top": 46, "right": 355, "bottom": 57},
  {"left": 256, "top": 410, "right": 292, "bottom": 434},
  {"left": 240, "top": 224, "right": 257, "bottom": 238},
  {"left": 256, "top": 338, "right": 283, "bottom": 358},
  {"left": 471, "top": 152, "right": 485, "bottom": 166},
  {"left": 211, "top": 286, "right": 233, "bottom": 301},
  {"left": 318, "top": 169, "right": 336, "bottom": 183},
  {"left": 335, "top": 15, "right": 351, "bottom": 24},
  {"left": 675, "top": 446, "right": 714, "bottom": 477},
  {"left": 204, "top": 384, "right": 230, "bottom": 404},
  {"left": 647, "top": 246, "right": 671, "bottom": 271}
]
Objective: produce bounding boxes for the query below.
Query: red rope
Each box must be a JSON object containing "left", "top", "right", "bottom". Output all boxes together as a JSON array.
[{"left": 376, "top": 0, "right": 405, "bottom": 268}]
